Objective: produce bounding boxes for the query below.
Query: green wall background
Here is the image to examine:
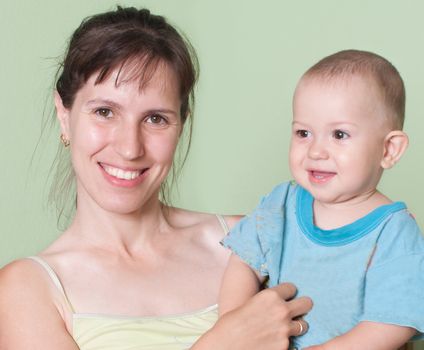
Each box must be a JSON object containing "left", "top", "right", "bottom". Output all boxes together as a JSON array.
[{"left": 1, "top": 1, "right": 424, "bottom": 346}]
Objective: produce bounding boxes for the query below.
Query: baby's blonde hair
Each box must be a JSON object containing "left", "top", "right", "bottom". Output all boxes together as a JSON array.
[{"left": 302, "top": 49, "right": 405, "bottom": 130}]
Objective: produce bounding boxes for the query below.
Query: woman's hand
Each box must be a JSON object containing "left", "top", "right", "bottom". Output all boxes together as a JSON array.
[{"left": 193, "top": 282, "right": 312, "bottom": 350}]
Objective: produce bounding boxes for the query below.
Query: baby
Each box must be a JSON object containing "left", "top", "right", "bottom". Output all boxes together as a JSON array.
[{"left": 219, "top": 50, "right": 424, "bottom": 349}]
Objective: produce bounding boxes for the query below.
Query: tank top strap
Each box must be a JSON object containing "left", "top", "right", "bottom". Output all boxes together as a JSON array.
[
  {"left": 27, "top": 256, "right": 76, "bottom": 313},
  {"left": 215, "top": 214, "right": 230, "bottom": 235}
]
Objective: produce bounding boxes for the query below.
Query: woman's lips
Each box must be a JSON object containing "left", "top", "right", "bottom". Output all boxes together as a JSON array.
[
  {"left": 102, "top": 164, "right": 143, "bottom": 180},
  {"left": 99, "top": 163, "right": 149, "bottom": 187}
]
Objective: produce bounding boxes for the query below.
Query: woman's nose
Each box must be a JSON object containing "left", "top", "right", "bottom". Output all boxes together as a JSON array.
[{"left": 114, "top": 122, "right": 145, "bottom": 160}]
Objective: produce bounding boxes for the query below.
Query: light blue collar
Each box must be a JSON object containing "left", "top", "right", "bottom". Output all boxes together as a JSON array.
[{"left": 296, "top": 186, "right": 406, "bottom": 246}]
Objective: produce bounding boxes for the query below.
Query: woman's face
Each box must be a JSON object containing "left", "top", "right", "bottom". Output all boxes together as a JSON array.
[{"left": 56, "top": 63, "right": 182, "bottom": 215}]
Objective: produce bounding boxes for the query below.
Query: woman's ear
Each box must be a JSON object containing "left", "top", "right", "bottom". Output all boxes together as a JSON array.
[
  {"left": 54, "top": 91, "right": 70, "bottom": 139},
  {"left": 381, "top": 130, "right": 409, "bottom": 169}
]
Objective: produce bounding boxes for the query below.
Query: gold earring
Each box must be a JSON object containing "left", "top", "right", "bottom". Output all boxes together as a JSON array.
[{"left": 60, "top": 134, "right": 70, "bottom": 147}]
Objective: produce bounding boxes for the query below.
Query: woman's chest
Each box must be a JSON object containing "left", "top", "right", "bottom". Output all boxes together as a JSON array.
[{"left": 64, "top": 250, "right": 226, "bottom": 316}]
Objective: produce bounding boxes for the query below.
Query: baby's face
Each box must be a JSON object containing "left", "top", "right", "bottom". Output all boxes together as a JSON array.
[{"left": 289, "top": 75, "right": 392, "bottom": 205}]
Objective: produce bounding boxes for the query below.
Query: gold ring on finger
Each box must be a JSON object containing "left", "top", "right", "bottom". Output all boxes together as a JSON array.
[{"left": 296, "top": 320, "right": 304, "bottom": 336}]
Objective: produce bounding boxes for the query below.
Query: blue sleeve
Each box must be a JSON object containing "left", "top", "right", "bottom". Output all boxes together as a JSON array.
[
  {"left": 221, "top": 201, "right": 269, "bottom": 275},
  {"left": 221, "top": 182, "right": 293, "bottom": 281},
  {"left": 360, "top": 211, "right": 424, "bottom": 338}
]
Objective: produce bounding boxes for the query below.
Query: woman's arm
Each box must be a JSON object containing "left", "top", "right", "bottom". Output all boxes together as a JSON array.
[
  {"left": 218, "top": 254, "right": 265, "bottom": 316},
  {"left": 305, "top": 321, "right": 416, "bottom": 350},
  {"left": 0, "top": 260, "right": 79, "bottom": 350},
  {"left": 193, "top": 282, "right": 312, "bottom": 350}
]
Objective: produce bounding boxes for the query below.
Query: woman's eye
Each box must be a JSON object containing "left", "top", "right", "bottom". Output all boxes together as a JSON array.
[
  {"left": 333, "top": 129, "right": 349, "bottom": 140},
  {"left": 146, "top": 114, "right": 167, "bottom": 126},
  {"left": 295, "top": 129, "right": 310, "bottom": 138},
  {"left": 95, "top": 108, "right": 113, "bottom": 118}
]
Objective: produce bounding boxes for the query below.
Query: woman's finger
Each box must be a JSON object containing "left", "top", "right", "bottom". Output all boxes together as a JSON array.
[
  {"left": 287, "top": 295, "right": 313, "bottom": 318},
  {"left": 268, "top": 282, "right": 297, "bottom": 301},
  {"left": 289, "top": 318, "right": 309, "bottom": 337}
]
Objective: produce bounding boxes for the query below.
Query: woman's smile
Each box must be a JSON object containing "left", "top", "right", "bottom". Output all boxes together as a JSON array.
[{"left": 99, "top": 163, "right": 150, "bottom": 187}]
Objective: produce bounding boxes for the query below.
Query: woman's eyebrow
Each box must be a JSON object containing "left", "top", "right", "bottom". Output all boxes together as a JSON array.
[
  {"left": 144, "top": 108, "right": 178, "bottom": 116},
  {"left": 85, "top": 99, "right": 179, "bottom": 116},
  {"left": 85, "top": 98, "right": 123, "bottom": 110}
]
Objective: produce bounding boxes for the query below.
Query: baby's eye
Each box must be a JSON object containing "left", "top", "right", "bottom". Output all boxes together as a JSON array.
[
  {"left": 145, "top": 114, "right": 168, "bottom": 127},
  {"left": 295, "top": 129, "right": 311, "bottom": 138},
  {"left": 95, "top": 108, "right": 113, "bottom": 118},
  {"left": 333, "top": 129, "right": 349, "bottom": 140}
]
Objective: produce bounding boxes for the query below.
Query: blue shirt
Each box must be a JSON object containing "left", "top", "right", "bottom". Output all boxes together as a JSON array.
[{"left": 222, "top": 182, "right": 424, "bottom": 348}]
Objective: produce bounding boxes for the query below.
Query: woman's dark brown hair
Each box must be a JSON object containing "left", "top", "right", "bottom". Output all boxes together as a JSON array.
[
  {"left": 56, "top": 6, "right": 198, "bottom": 121},
  {"left": 51, "top": 6, "right": 199, "bottom": 224}
]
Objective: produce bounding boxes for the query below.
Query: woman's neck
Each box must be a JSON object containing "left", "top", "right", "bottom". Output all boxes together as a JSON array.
[{"left": 65, "top": 196, "right": 173, "bottom": 257}]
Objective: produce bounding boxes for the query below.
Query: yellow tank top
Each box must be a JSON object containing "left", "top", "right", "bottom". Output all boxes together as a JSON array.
[
  {"left": 73, "top": 306, "right": 218, "bottom": 350},
  {"left": 28, "top": 215, "right": 229, "bottom": 350}
]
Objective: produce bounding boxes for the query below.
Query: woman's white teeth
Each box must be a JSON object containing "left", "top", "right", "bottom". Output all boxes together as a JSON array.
[{"left": 103, "top": 165, "right": 141, "bottom": 180}]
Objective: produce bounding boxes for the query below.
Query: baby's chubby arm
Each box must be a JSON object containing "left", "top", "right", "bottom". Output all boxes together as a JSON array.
[
  {"left": 218, "top": 254, "right": 266, "bottom": 316},
  {"left": 305, "top": 321, "right": 416, "bottom": 350}
]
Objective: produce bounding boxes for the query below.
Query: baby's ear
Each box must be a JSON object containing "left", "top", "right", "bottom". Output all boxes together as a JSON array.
[{"left": 381, "top": 130, "right": 409, "bottom": 169}]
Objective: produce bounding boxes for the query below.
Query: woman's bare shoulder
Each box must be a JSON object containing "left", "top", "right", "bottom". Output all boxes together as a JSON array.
[
  {"left": 0, "top": 257, "right": 73, "bottom": 317},
  {"left": 221, "top": 214, "right": 244, "bottom": 230},
  {"left": 0, "top": 258, "right": 63, "bottom": 309},
  {"left": 0, "top": 259, "right": 56, "bottom": 323},
  {"left": 0, "top": 258, "right": 41, "bottom": 290},
  {"left": 168, "top": 207, "right": 243, "bottom": 237},
  {"left": 0, "top": 260, "right": 77, "bottom": 348}
]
